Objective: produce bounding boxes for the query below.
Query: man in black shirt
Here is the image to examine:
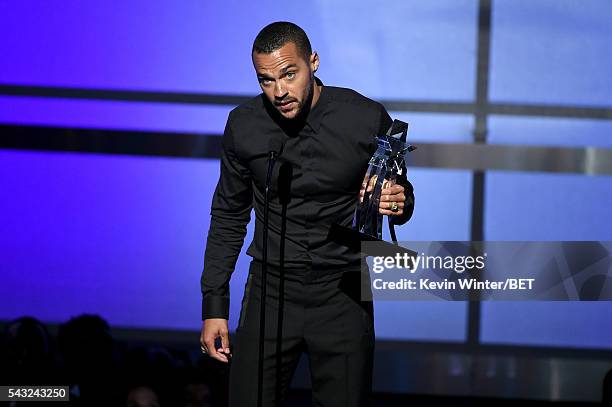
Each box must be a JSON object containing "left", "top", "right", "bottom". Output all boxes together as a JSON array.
[{"left": 200, "top": 22, "right": 414, "bottom": 406}]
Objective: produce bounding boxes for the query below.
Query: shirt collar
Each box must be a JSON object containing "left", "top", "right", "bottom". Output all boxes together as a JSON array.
[{"left": 305, "top": 76, "right": 328, "bottom": 133}]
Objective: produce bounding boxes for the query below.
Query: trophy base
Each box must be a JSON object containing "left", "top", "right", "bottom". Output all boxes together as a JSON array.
[{"left": 329, "top": 223, "right": 417, "bottom": 258}]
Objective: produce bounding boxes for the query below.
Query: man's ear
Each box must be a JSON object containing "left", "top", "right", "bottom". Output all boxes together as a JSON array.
[{"left": 310, "top": 51, "right": 319, "bottom": 73}]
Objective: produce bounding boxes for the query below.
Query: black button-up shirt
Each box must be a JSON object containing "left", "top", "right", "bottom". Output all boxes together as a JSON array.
[{"left": 201, "top": 78, "right": 415, "bottom": 319}]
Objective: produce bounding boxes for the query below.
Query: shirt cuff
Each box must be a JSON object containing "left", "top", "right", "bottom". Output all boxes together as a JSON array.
[{"left": 202, "top": 295, "right": 230, "bottom": 320}]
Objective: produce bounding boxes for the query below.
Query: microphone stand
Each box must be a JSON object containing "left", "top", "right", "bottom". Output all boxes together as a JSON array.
[
  {"left": 275, "top": 161, "right": 292, "bottom": 406},
  {"left": 258, "top": 148, "right": 278, "bottom": 407}
]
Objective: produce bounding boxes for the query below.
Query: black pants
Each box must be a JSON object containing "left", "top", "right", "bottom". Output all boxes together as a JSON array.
[{"left": 228, "top": 260, "right": 375, "bottom": 407}]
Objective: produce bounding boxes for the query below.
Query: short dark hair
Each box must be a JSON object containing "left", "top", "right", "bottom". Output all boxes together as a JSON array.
[{"left": 252, "top": 21, "right": 312, "bottom": 62}]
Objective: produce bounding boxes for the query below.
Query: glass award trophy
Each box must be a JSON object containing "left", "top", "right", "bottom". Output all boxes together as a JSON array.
[{"left": 330, "top": 119, "right": 417, "bottom": 257}]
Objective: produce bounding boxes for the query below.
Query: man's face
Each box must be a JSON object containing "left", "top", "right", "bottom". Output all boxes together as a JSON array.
[{"left": 252, "top": 42, "right": 318, "bottom": 120}]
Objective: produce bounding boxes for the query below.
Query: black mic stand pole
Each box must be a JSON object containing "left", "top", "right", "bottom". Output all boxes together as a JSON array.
[
  {"left": 258, "top": 147, "right": 278, "bottom": 407},
  {"left": 275, "top": 162, "right": 291, "bottom": 406}
]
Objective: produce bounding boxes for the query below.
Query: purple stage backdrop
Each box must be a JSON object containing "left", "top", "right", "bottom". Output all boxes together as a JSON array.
[{"left": 1, "top": 0, "right": 611, "bottom": 348}]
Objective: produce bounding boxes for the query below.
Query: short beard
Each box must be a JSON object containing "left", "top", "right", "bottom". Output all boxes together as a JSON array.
[{"left": 294, "top": 75, "right": 315, "bottom": 121}]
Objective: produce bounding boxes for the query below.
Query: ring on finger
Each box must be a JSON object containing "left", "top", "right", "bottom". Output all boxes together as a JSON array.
[{"left": 390, "top": 201, "right": 399, "bottom": 212}]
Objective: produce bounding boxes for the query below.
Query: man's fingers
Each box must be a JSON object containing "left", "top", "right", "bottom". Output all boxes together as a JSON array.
[
  {"left": 365, "top": 175, "right": 377, "bottom": 193},
  {"left": 388, "top": 201, "right": 404, "bottom": 209},
  {"left": 221, "top": 330, "right": 231, "bottom": 356},
  {"left": 203, "top": 337, "right": 215, "bottom": 354},
  {"left": 379, "top": 192, "right": 406, "bottom": 203},
  {"left": 205, "top": 336, "right": 229, "bottom": 363},
  {"left": 377, "top": 180, "right": 406, "bottom": 216},
  {"left": 379, "top": 207, "right": 404, "bottom": 216},
  {"left": 214, "top": 352, "right": 229, "bottom": 363},
  {"left": 379, "top": 199, "right": 405, "bottom": 216},
  {"left": 381, "top": 184, "right": 404, "bottom": 195}
]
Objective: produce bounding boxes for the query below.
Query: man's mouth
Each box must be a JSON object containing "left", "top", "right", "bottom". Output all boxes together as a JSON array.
[{"left": 276, "top": 101, "right": 297, "bottom": 112}]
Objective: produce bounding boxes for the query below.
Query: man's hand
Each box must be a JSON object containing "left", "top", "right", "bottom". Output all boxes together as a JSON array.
[
  {"left": 379, "top": 182, "right": 405, "bottom": 216},
  {"left": 359, "top": 176, "right": 406, "bottom": 217},
  {"left": 200, "top": 318, "right": 231, "bottom": 363}
]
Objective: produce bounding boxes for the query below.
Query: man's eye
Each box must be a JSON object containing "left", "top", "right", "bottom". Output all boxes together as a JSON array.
[
  {"left": 286, "top": 72, "right": 296, "bottom": 79},
  {"left": 260, "top": 79, "right": 271, "bottom": 86}
]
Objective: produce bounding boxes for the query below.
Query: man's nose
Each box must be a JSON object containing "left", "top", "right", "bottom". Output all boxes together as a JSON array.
[{"left": 274, "top": 81, "right": 287, "bottom": 99}]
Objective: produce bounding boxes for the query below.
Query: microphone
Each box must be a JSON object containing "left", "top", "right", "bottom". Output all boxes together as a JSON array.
[
  {"left": 265, "top": 138, "right": 283, "bottom": 190},
  {"left": 268, "top": 138, "right": 283, "bottom": 160}
]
